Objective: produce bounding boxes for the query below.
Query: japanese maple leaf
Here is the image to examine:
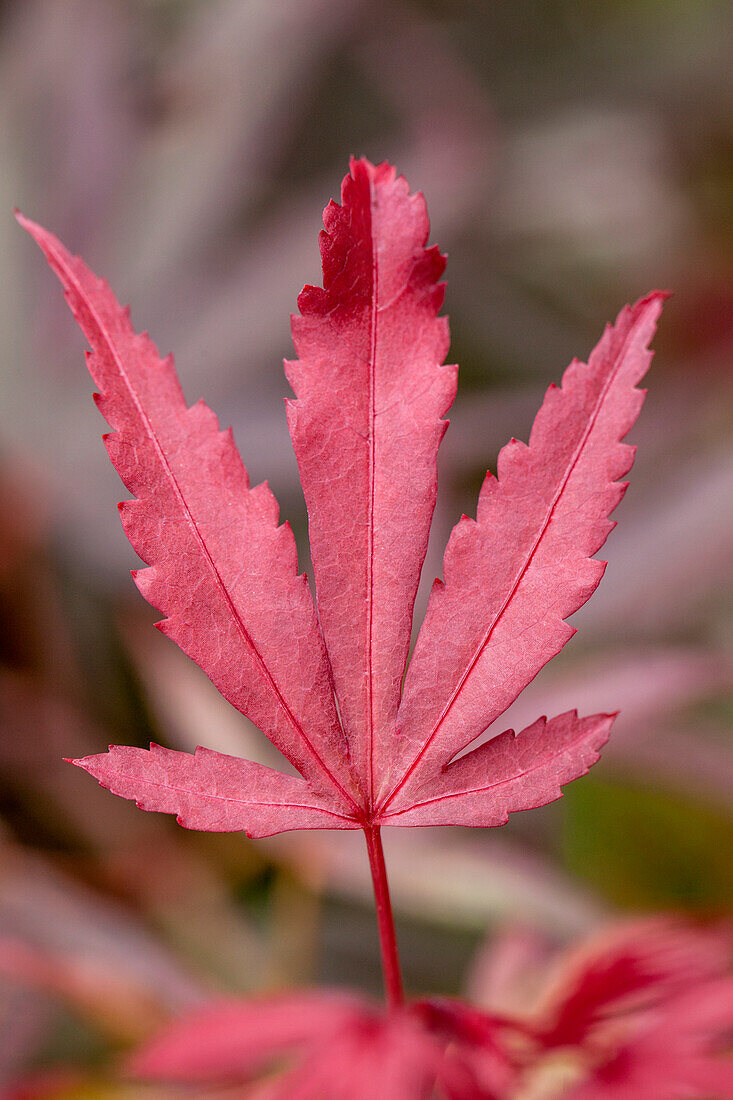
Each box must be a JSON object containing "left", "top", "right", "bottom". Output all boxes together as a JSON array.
[{"left": 18, "top": 157, "right": 665, "bottom": 1006}]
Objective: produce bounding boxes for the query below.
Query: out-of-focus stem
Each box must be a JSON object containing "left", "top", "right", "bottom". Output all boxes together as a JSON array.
[{"left": 364, "top": 825, "right": 404, "bottom": 1010}]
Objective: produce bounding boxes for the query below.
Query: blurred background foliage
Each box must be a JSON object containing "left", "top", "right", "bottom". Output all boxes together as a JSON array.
[{"left": 0, "top": 0, "right": 731, "bottom": 1091}]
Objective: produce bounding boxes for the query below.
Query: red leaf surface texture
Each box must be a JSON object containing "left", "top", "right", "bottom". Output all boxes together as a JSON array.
[
  {"left": 17, "top": 159, "right": 665, "bottom": 839},
  {"left": 286, "top": 160, "right": 456, "bottom": 808}
]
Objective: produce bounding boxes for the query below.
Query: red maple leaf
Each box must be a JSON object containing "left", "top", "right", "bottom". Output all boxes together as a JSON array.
[{"left": 17, "top": 158, "right": 665, "bottom": 1008}]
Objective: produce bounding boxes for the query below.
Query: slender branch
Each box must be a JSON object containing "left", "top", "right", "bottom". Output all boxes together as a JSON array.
[{"left": 364, "top": 825, "right": 404, "bottom": 1010}]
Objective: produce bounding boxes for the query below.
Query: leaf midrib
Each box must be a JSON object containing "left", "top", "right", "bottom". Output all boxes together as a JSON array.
[{"left": 365, "top": 170, "right": 379, "bottom": 809}]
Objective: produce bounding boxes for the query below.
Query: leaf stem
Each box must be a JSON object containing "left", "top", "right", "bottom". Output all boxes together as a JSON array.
[{"left": 364, "top": 825, "right": 404, "bottom": 1010}]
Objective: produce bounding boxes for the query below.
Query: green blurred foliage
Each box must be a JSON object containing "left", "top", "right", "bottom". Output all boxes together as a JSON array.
[{"left": 564, "top": 775, "right": 733, "bottom": 911}]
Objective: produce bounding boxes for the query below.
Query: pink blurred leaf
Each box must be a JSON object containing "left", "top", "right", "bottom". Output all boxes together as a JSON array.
[
  {"left": 130, "top": 920, "right": 732, "bottom": 1097},
  {"left": 129, "top": 992, "right": 366, "bottom": 1083},
  {"left": 568, "top": 978, "right": 733, "bottom": 1100},
  {"left": 536, "top": 917, "right": 732, "bottom": 1048},
  {"left": 467, "top": 917, "right": 733, "bottom": 1098},
  {"left": 130, "top": 991, "right": 512, "bottom": 1098}
]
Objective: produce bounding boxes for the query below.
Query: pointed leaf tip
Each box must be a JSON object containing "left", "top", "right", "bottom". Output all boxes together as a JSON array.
[
  {"left": 67, "top": 744, "right": 360, "bottom": 837},
  {"left": 383, "top": 711, "right": 614, "bottom": 827},
  {"left": 21, "top": 216, "right": 355, "bottom": 814},
  {"left": 288, "top": 155, "right": 456, "bottom": 805},
  {"left": 386, "top": 295, "right": 663, "bottom": 806}
]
